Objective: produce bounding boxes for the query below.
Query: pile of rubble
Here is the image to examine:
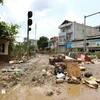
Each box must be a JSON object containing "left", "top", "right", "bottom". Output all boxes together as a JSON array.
[{"left": 47, "top": 53, "right": 100, "bottom": 89}]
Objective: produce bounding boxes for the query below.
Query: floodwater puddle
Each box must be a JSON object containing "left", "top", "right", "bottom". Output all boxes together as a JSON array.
[{"left": 0, "top": 84, "right": 100, "bottom": 100}]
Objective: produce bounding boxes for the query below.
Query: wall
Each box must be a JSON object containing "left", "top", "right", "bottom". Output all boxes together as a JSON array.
[{"left": 74, "top": 22, "right": 98, "bottom": 40}]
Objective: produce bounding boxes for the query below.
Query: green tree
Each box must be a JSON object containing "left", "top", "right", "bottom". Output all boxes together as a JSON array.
[
  {"left": 37, "top": 36, "right": 48, "bottom": 50},
  {"left": 0, "top": 0, "right": 4, "bottom": 4},
  {"left": 0, "top": 21, "right": 20, "bottom": 57},
  {"left": 12, "top": 40, "right": 35, "bottom": 58}
]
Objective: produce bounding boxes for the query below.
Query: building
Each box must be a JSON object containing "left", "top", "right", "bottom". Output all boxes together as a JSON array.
[
  {"left": 94, "top": 25, "right": 100, "bottom": 34},
  {"left": 47, "top": 36, "right": 58, "bottom": 52},
  {"left": 58, "top": 20, "right": 99, "bottom": 52},
  {"left": 24, "top": 38, "right": 38, "bottom": 50},
  {"left": 0, "top": 37, "right": 12, "bottom": 62}
]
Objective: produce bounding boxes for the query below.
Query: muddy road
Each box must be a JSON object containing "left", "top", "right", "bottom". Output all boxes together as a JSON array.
[{"left": 0, "top": 54, "right": 100, "bottom": 100}]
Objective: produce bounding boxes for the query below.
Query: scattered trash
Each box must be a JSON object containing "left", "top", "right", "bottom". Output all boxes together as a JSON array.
[
  {"left": 46, "top": 71, "right": 52, "bottom": 77},
  {"left": 96, "top": 79, "right": 100, "bottom": 83},
  {"left": 80, "top": 66, "right": 86, "bottom": 71},
  {"left": 9, "top": 60, "right": 23, "bottom": 64},
  {"left": 54, "top": 62, "right": 66, "bottom": 75},
  {"left": 84, "top": 55, "right": 91, "bottom": 62},
  {"left": 84, "top": 72, "right": 93, "bottom": 78},
  {"left": 49, "top": 54, "right": 65, "bottom": 65},
  {"left": 56, "top": 78, "right": 64, "bottom": 84},
  {"left": 65, "top": 56, "right": 75, "bottom": 60},
  {"left": 45, "top": 90, "right": 54, "bottom": 96},
  {"left": 56, "top": 73, "right": 65, "bottom": 79},
  {"left": 8, "top": 67, "right": 14, "bottom": 72},
  {"left": 56, "top": 89, "right": 61, "bottom": 95},
  {"left": 42, "top": 69, "right": 47, "bottom": 73},
  {"left": 67, "top": 76, "right": 81, "bottom": 84},
  {"left": 14, "top": 68, "right": 26, "bottom": 76},
  {"left": 65, "top": 76, "right": 69, "bottom": 82},
  {"left": 91, "top": 59, "right": 100, "bottom": 64},
  {"left": 84, "top": 76, "right": 98, "bottom": 89},
  {"left": 2, "top": 69, "right": 8, "bottom": 72}
]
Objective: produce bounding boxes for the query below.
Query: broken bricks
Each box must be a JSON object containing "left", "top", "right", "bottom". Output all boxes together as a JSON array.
[{"left": 67, "top": 76, "right": 81, "bottom": 84}]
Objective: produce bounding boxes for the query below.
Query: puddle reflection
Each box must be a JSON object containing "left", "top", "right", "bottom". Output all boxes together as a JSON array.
[{"left": 66, "top": 84, "right": 81, "bottom": 96}]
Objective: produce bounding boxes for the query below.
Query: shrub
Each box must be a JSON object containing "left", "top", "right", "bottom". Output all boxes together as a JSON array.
[{"left": 93, "top": 51, "right": 100, "bottom": 59}]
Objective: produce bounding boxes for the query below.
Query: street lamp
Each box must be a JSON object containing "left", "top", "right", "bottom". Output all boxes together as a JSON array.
[{"left": 84, "top": 11, "right": 100, "bottom": 53}]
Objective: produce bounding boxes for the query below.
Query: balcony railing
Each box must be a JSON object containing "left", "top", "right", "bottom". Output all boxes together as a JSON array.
[
  {"left": 66, "top": 29, "right": 72, "bottom": 33},
  {"left": 59, "top": 32, "right": 66, "bottom": 37}
]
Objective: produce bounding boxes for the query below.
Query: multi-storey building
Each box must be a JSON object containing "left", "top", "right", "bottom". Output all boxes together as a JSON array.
[
  {"left": 58, "top": 20, "right": 99, "bottom": 52},
  {"left": 47, "top": 36, "right": 58, "bottom": 52}
]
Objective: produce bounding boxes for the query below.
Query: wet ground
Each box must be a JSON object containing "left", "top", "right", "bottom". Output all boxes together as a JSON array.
[
  {"left": 0, "top": 83, "right": 100, "bottom": 100},
  {"left": 0, "top": 54, "right": 100, "bottom": 100}
]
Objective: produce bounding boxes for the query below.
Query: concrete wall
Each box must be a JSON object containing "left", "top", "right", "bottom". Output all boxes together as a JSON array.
[
  {"left": 74, "top": 22, "right": 98, "bottom": 40},
  {"left": 59, "top": 45, "right": 65, "bottom": 52}
]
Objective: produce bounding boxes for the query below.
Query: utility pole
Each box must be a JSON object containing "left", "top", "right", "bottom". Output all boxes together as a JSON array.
[
  {"left": 84, "top": 16, "right": 86, "bottom": 53},
  {"left": 83, "top": 11, "right": 100, "bottom": 53},
  {"left": 35, "top": 23, "right": 37, "bottom": 40},
  {"left": 35, "top": 23, "right": 37, "bottom": 50}
]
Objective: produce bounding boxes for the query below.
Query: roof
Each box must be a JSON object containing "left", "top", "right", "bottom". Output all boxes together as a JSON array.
[
  {"left": 0, "top": 36, "right": 13, "bottom": 41},
  {"left": 60, "top": 20, "right": 72, "bottom": 26},
  {"left": 50, "top": 36, "right": 59, "bottom": 42},
  {"left": 93, "top": 25, "right": 100, "bottom": 28},
  {"left": 72, "top": 35, "right": 100, "bottom": 42}
]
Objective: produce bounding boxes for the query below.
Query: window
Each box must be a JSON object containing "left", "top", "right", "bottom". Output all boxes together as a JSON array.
[
  {"left": 0, "top": 43, "right": 5, "bottom": 53},
  {"left": 62, "top": 29, "right": 65, "bottom": 32},
  {"left": 66, "top": 34, "right": 72, "bottom": 41},
  {"left": 59, "top": 36, "right": 65, "bottom": 42}
]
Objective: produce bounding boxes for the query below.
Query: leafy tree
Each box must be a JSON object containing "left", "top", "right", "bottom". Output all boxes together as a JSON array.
[
  {"left": 12, "top": 42, "right": 25, "bottom": 58},
  {"left": 0, "top": 21, "right": 20, "bottom": 39},
  {"left": 0, "top": 0, "right": 4, "bottom": 4},
  {"left": 12, "top": 40, "right": 35, "bottom": 58},
  {"left": 0, "top": 21, "right": 20, "bottom": 57},
  {"left": 37, "top": 36, "right": 48, "bottom": 50}
]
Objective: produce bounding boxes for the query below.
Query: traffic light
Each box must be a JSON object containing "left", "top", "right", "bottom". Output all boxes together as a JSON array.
[{"left": 28, "top": 11, "right": 33, "bottom": 31}]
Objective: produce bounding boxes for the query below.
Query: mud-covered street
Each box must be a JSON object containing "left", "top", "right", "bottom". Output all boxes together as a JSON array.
[{"left": 0, "top": 54, "right": 100, "bottom": 100}]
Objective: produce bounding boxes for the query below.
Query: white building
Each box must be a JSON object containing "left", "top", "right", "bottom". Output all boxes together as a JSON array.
[
  {"left": 24, "top": 38, "right": 38, "bottom": 50},
  {"left": 58, "top": 20, "right": 99, "bottom": 52}
]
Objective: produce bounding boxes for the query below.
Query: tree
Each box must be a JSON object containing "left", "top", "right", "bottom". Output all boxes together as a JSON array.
[
  {"left": 0, "top": 21, "right": 20, "bottom": 39},
  {"left": 0, "top": 21, "right": 20, "bottom": 57},
  {"left": 0, "top": 0, "right": 4, "bottom": 5},
  {"left": 37, "top": 36, "right": 48, "bottom": 50},
  {"left": 12, "top": 40, "right": 35, "bottom": 58}
]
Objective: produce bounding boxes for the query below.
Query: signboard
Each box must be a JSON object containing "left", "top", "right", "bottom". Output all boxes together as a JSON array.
[
  {"left": 67, "top": 62, "right": 81, "bottom": 78},
  {"left": 66, "top": 39, "right": 100, "bottom": 48}
]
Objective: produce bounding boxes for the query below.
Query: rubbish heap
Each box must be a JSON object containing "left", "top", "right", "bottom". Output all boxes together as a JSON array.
[{"left": 48, "top": 53, "right": 100, "bottom": 89}]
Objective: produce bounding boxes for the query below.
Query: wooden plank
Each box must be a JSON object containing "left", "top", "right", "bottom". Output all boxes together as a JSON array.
[{"left": 67, "top": 62, "right": 81, "bottom": 78}]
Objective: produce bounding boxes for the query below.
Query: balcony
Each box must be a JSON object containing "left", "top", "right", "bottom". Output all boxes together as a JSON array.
[
  {"left": 59, "top": 32, "right": 66, "bottom": 37},
  {"left": 66, "top": 29, "right": 73, "bottom": 33}
]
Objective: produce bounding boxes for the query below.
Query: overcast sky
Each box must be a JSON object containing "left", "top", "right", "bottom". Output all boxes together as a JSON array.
[{"left": 0, "top": 0, "right": 100, "bottom": 42}]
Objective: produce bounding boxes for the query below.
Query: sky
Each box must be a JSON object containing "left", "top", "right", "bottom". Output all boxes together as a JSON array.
[{"left": 0, "top": 0, "right": 100, "bottom": 42}]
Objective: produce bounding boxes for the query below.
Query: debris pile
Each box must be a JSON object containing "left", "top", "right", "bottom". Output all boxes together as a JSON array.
[
  {"left": 49, "top": 54, "right": 65, "bottom": 65},
  {"left": 48, "top": 53, "right": 100, "bottom": 89}
]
